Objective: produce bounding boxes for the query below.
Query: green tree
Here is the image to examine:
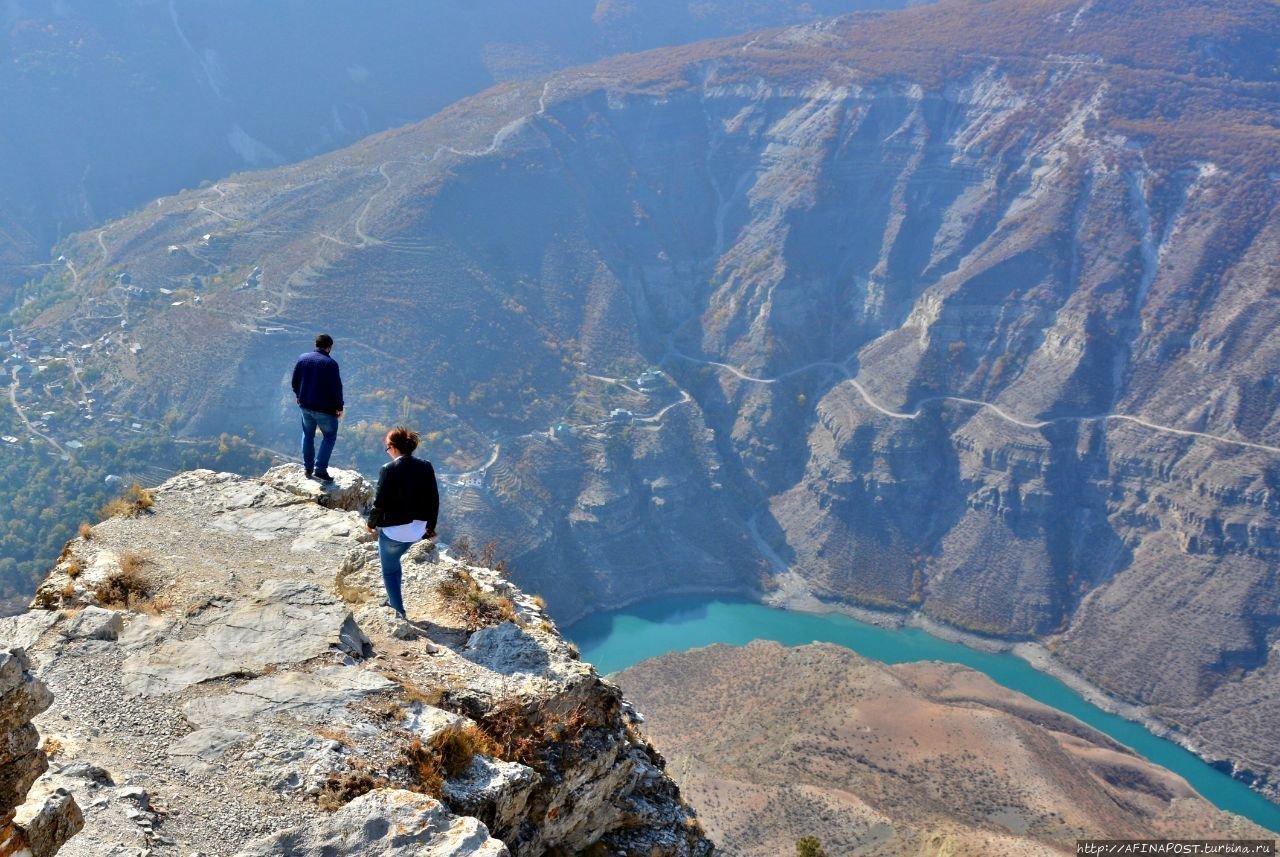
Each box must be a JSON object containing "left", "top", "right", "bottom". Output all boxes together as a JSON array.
[{"left": 796, "top": 837, "right": 828, "bottom": 857}]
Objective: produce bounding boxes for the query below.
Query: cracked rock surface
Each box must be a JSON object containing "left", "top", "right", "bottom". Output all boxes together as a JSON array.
[{"left": 4, "top": 466, "right": 711, "bottom": 857}]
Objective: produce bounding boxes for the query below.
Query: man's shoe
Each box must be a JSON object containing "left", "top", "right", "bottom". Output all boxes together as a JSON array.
[
  {"left": 314, "top": 470, "right": 334, "bottom": 483},
  {"left": 304, "top": 469, "right": 313, "bottom": 479}
]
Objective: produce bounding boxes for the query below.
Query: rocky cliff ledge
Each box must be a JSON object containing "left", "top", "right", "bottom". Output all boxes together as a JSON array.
[
  {"left": 0, "top": 466, "right": 711, "bottom": 857},
  {"left": 0, "top": 648, "right": 82, "bottom": 857}
]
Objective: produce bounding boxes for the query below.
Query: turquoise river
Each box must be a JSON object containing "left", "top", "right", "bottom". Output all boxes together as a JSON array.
[{"left": 566, "top": 596, "right": 1280, "bottom": 834}]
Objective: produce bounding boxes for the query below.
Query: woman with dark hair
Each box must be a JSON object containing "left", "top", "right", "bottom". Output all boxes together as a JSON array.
[{"left": 365, "top": 426, "right": 440, "bottom": 618}]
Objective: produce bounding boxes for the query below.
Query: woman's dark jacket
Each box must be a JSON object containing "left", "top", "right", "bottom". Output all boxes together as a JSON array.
[{"left": 366, "top": 455, "right": 439, "bottom": 532}]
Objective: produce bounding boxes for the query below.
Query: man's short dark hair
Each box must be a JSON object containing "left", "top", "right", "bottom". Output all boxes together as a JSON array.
[{"left": 315, "top": 334, "right": 334, "bottom": 350}]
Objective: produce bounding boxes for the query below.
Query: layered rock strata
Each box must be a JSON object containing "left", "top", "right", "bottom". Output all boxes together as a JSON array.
[
  {"left": 2, "top": 467, "right": 710, "bottom": 857},
  {"left": 0, "top": 648, "right": 82, "bottom": 857}
]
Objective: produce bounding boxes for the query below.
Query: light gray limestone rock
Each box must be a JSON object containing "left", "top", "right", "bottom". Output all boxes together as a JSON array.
[
  {"left": 238, "top": 729, "right": 348, "bottom": 794},
  {"left": 355, "top": 604, "right": 422, "bottom": 640},
  {"left": 233, "top": 789, "right": 508, "bottom": 856},
  {"left": 182, "top": 666, "right": 393, "bottom": 727},
  {"left": 58, "top": 608, "right": 123, "bottom": 643},
  {"left": 13, "top": 788, "right": 83, "bottom": 857},
  {"left": 13, "top": 468, "right": 710, "bottom": 856},
  {"left": 402, "top": 704, "right": 468, "bottom": 743},
  {"left": 444, "top": 755, "right": 540, "bottom": 837},
  {"left": 165, "top": 728, "right": 251, "bottom": 774},
  {"left": 261, "top": 464, "right": 373, "bottom": 515},
  {"left": 0, "top": 612, "right": 61, "bottom": 651},
  {"left": 0, "top": 648, "right": 82, "bottom": 856},
  {"left": 463, "top": 622, "right": 553, "bottom": 677},
  {"left": 120, "top": 581, "right": 369, "bottom": 695}
]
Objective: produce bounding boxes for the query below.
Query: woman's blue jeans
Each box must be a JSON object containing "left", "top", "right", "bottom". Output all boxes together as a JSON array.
[{"left": 378, "top": 531, "right": 413, "bottom": 616}]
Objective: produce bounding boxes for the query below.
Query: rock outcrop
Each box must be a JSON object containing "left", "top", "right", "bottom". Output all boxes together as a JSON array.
[
  {"left": 0, "top": 648, "right": 82, "bottom": 857},
  {"left": 3, "top": 466, "right": 710, "bottom": 857}
]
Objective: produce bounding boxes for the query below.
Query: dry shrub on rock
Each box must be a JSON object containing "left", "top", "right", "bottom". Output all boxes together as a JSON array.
[
  {"left": 438, "top": 568, "right": 518, "bottom": 629},
  {"left": 315, "top": 762, "right": 382, "bottom": 812},
  {"left": 94, "top": 552, "right": 161, "bottom": 610},
  {"left": 477, "top": 698, "right": 594, "bottom": 774},
  {"left": 99, "top": 483, "right": 154, "bottom": 520},
  {"left": 399, "top": 724, "right": 501, "bottom": 798}
]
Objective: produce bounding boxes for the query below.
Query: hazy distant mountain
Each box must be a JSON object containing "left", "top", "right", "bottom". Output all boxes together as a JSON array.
[
  {"left": 0, "top": 0, "right": 907, "bottom": 303},
  {"left": 12, "top": 0, "right": 1280, "bottom": 803},
  {"left": 617, "top": 642, "right": 1269, "bottom": 854}
]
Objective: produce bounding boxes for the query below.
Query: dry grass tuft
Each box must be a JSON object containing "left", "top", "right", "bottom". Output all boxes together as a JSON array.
[
  {"left": 400, "top": 737, "right": 445, "bottom": 798},
  {"left": 475, "top": 698, "right": 594, "bottom": 774},
  {"left": 118, "top": 551, "right": 146, "bottom": 575},
  {"left": 315, "top": 762, "right": 382, "bottom": 812},
  {"left": 78, "top": 522, "right": 93, "bottom": 540},
  {"left": 313, "top": 726, "right": 353, "bottom": 747},
  {"left": 438, "top": 568, "right": 519, "bottom": 629},
  {"left": 398, "top": 724, "right": 502, "bottom": 799},
  {"left": 365, "top": 696, "right": 407, "bottom": 723},
  {"left": 94, "top": 552, "right": 160, "bottom": 610},
  {"left": 64, "top": 558, "right": 83, "bottom": 579},
  {"left": 437, "top": 576, "right": 467, "bottom": 600},
  {"left": 334, "top": 553, "right": 375, "bottom": 604},
  {"left": 99, "top": 482, "right": 154, "bottom": 520},
  {"left": 399, "top": 678, "right": 446, "bottom": 707}
]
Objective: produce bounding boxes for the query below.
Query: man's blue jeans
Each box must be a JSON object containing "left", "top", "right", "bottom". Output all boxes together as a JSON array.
[
  {"left": 378, "top": 531, "right": 413, "bottom": 616},
  {"left": 300, "top": 408, "right": 338, "bottom": 473}
]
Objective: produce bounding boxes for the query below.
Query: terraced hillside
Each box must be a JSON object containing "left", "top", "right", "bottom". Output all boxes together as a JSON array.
[
  {"left": 12, "top": 0, "right": 1280, "bottom": 801},
  {"left": 0, "top": 0, "right": 902, "bottom": 305}
]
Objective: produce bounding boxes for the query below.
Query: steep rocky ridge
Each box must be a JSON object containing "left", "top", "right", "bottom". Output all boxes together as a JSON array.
[
  {"left": 617, "top": 641, "right": 1272, "bottom": 854},
  {"left": 0, "top": 467, "right": 710, "bottom": 856},
  {"left": 14, "top": 0, "right": 1280, "bottom": 800}
]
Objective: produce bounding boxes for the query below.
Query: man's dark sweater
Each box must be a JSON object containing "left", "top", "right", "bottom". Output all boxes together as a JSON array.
[
  {"left": 291, "top": 349, "right": 344, "bottom": 415},
  {"left": 367, "top": 455, "right": 440, "bottom": 532}
]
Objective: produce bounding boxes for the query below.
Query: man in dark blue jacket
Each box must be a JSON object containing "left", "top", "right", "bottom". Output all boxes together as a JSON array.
[{"left": 291, "top": 333, "right": 344, "bottom": 481}]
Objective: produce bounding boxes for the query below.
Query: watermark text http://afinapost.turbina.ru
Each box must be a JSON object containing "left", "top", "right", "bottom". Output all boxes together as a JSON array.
[{"left": 1077, "top": 842, "right": 1275, "bottom": 856}]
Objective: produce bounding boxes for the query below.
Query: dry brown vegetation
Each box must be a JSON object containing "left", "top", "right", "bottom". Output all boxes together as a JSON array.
[
  {"left": 313, "top": 726, "right": 353, "bottom": 747},
  {"left": 398, "top": 724, "right": 504, "bottom": 799},
  {"left": 447, "top": 537, "right": 511, "bottom": 577},
  {"left": 77, "top": 522, "right": 93, "bottom": 540},
  {"left": 93, "top": 552, "right": 165, "bottom": 611},
  {"left": 334, "top": 564, "right": 374, "bottom": 604},
  {"left": 437, "top": 567, "right": 519, "bottom": 629},
  {"left": 475, "top": 698, "right": 595, "bottom": 775},
  {"left": 315, "top": 761, "right": 382, "bottom": 812},
  {"left": 99, "top": 482, "right": 155, "bottom": 520}
]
